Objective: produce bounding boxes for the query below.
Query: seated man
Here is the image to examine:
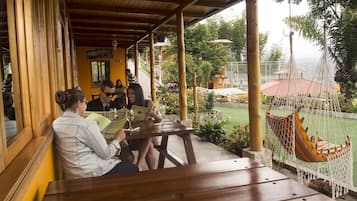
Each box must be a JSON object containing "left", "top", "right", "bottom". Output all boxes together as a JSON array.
[
  {"left": 87, "top": 80, "right": 121, "bottom": 111},
  {"left": 87, "top": 80, "right": 134, "bottom": 163}
]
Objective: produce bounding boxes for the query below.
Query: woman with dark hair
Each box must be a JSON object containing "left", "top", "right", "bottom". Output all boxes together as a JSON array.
[
  {"left": 127, "top": 83, "right": 161, "bottom": 170},
  {"left": 53, "top": 88, "right": 138, "bottom": 179}
]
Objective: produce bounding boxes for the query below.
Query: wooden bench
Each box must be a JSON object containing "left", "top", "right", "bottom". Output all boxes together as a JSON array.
[{"left": 43, "top": 158, "right": 332, "bottom": 201}]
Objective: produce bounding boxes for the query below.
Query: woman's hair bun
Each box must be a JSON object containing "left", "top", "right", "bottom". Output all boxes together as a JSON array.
[{"left": 55, "top": 91, "right": 66, "bottom": 104}]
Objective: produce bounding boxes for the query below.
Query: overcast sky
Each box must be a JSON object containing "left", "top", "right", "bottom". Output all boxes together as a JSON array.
[{"left": 207, "top": 0, "right": 323, "bottom": 71}]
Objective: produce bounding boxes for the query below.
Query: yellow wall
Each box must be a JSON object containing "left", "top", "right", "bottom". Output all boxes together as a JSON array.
[
  {"left": 76, "top": 47, "right": 127, "bottom": 101},
  {"left": 22, "top": 144, "right": 55, "bottom": 201}
]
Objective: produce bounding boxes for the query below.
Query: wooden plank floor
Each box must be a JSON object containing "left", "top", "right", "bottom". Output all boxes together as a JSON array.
[{"left": 44, "top": 158, "right": 332, "bottom": 201}]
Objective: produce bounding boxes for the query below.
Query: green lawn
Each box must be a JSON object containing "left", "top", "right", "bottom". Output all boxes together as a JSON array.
[{"left": 214, "top": 106, "right": 357, "bottom": 187}]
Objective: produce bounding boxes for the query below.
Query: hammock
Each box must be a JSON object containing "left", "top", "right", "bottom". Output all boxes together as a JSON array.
[{"left": 266, "top": 107, "right": 351, "bottom": 162}]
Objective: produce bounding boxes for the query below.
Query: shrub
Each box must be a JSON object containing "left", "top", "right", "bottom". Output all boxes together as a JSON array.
[
  {"left": 261, "top": 95, "right": 273, "bottom": 104},
  {"left": 338, "top": 94, "right": 357, "bottom": 113},
  {"left": 165, "top": 105, "right": 178, "bottom": 114},
  {"left": 220, "top": 123, "right": 249, "bottom": 156},
  {"left": 196, "top": 121, "right": 226, "bottom": 144},
  {"left": 205, "top": 92, "right": 214, "bottom": 111}
]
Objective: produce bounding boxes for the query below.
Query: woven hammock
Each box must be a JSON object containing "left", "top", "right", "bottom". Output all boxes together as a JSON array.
[
  {"left": 264, "top": 42, "right": 353, "bottom": 198},
  {"left": 266, "top": 107, "right": 351, "bottom": 162}
]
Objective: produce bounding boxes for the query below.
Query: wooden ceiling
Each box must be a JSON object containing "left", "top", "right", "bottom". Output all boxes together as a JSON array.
[{"left": 68, "top": 0, "right": 243, "bottom": 49}]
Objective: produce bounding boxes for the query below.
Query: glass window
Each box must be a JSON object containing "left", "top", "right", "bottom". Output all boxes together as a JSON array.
[
  {"left": 91, "top": 60, "right": 109, "bottom": 87},
  {"left": 1, "top": 0, "right": 19, "bottom": 145}
]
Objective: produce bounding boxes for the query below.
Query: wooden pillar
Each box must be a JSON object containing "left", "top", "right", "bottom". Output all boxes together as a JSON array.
[
  {"left": 246, "top": 0, "right": 263, "bottom": 151},
  {"left": 0, "top": 49, "right": 4, "bottom": 81},
  {"left": 134, "top": 42, "right": 139, "bottom": 81},
  {"left": 158, "top": 46, "right": 162, "bottom": 83},
  {"left": 177, "top": 10, "right": 187, "bottom": 121},
  {"left": 149, "top": 32, "right": 156, "bottom": 102},
  {"left": 125, "top": 48, "right": 128, "bottom": 85},
  {"left": 193, "top": 72, "right": 198, "bottom": 126}
]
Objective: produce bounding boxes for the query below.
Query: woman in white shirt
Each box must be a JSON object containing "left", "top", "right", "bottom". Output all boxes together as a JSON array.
[{"left": 53, "top": 88, "right": 138, "bottom": 179}]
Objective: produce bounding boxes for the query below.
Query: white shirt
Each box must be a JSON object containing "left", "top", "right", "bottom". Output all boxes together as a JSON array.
[{"left": 53, "top": 111, "right": 121, "bottom": 179}]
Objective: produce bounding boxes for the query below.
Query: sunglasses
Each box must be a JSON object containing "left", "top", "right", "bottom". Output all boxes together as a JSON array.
[{"left": 105, "top": 92, "right": 116, "bottom": 97}]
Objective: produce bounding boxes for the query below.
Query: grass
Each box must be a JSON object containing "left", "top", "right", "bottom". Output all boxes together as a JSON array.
[{"left": 214, "top": 106, "right": 357, "bottom": 187}]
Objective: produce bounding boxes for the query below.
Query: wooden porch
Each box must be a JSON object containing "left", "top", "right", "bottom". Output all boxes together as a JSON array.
[{"left": 0, "top": 0, "right": 266, "bottom": 200}]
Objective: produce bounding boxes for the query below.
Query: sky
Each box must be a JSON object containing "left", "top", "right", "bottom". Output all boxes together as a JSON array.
[{"left": 206, "top": 0, "right": 323, "bottom": 72}]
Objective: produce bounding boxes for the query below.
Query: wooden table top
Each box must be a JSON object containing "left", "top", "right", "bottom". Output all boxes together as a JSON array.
[
  {"left": 43, "top": 158, "right": 332, "bottom": 201},
  {"left": 125, "top": 119, "right": 195, "bottom": 140}
]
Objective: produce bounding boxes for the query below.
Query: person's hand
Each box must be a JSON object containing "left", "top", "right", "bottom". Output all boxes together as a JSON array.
[
  {"left": 146, "top": 111, "right": 162, "bottom": 123},
  {"left": 146, "top": 111, "right": 156, "bottom": 118},
  {"left": 115, "top": 129, "right": 126, "bottom": 142}
]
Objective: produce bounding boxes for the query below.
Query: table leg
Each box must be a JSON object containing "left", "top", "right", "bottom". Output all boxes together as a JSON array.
[
  {"left": 182, "top": 134, "right": 196, "bottom": 165},
  {"left": 158, "top": 135, "right": 168, "bottom": 169}
]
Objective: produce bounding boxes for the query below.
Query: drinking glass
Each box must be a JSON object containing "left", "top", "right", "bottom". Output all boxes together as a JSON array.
[{"left": 126, "top": 109, "right": 134, "bottom": 130}]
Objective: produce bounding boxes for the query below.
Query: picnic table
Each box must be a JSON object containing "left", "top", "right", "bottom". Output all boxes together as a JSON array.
[
  {"left": 43, "top": 158, "right": 332, "bottom": 201},
  {"left": 125, "top": 119, "right": 196, "bottom": 168}
]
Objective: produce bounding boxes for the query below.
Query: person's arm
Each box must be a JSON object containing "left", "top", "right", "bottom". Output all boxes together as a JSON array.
[
  {"left": 83, "top": 123, "right": 125, "bottom": 159},
  {"left": 146, "top": 100, "right": 162, "bottom": 123}
]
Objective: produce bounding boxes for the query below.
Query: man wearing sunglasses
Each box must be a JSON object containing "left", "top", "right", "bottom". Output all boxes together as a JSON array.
[{"left": 87, "top": 80, "right": 121, "bottom": 111}]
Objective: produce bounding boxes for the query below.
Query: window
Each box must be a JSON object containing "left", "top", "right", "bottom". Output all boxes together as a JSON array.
[
  {"left": 1, "top": 0, "right": 21, "bottom": 146},
  {"left": 91, "top": 60, "right": 109, "bottom": 87},
  {"left": 0, "top": 0, "right": 34, "bottom": 173}
]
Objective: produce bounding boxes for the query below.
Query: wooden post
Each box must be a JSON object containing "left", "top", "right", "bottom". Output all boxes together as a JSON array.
[
  {"left": 246, "top": 0, "right": 263, "bottom": 151},
  {"left": 193, "top": 72, "right": 198, "bottom": 126},
  {"left": 134, "top": 42, "right": 139, "bottom": 81},
  {"left": 159, "top": 46, "right": 162, "bottom": 83},
  {"left": 125, "top": 48, "right": 128, "bottom": 85},
  {"left": 0, "top": 50, "right": 3, "bottom": 81},
  {"left": 177, "top": 10, "right": 187, "bottom": 121},
  {"left": 149, "top": 32, "right": 156, "bottom": 102}
]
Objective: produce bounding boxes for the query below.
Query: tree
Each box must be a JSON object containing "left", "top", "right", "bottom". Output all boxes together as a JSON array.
[
  {"left": 162, "top": 14, "right": 269, "bottom": 88},
  {"left": 199, "top": 61, "right": 213, "bottom": 88},
  {"left": 266, "top": 43, "right": 283, "bottom": 62},
  {"left": 277, "top": 0, "right": 357, "bottom": 100}
]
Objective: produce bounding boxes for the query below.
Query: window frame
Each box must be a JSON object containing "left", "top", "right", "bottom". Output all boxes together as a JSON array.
[
  {"left": 0, "top": 0, "right": 41, "bottom": 173},
  {"left": 90, "top": 60, "right": 110, "bottom": 87}
]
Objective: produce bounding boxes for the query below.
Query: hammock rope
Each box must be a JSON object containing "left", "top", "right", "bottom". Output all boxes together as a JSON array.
[{"left": 264, "top": 1, "right": 353, "bottom": 199}]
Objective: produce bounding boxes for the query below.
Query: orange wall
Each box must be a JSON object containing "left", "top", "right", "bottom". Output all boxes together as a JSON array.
[
  {"left": 22, "top": 143, "right": 55, "bottom": 201},
  {"left": 76, "top": 47, "right": 127, "bottom": 101}
]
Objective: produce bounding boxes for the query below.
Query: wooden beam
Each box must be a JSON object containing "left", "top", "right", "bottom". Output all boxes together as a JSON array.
[
  {"left": 73, "top": 33, "right": 140, "bottom": 39},
  {"left": 70, "top": 14, "right": 160, "bottom": 25},
  {"left": 74, "top": 37, "right": 137, "bottom": 42},
  {"left": 141, "top": 0, "right": 181, "bottom": 4},
  {"left": 246, "top": 0, "right": 263, "bottom": 151},
  {"left": 68, "top": 3, "right": 170, "bottom": 16},
  {"left": 75, "top": 41, "right": 132, "bottom": 47},
  {"left": 72, "top": 28, "right": 145, "bottom": 35},
  {"left": 129, "top": 0, "right": 200, "bottom": 49},
  {"left": 187, "top": 0, "right": 242, "bottom": 26},
  {"left": 72, "top": 26, "right": 147, "bottom": 33},
  {"left": 71, "top": 22, "right": 152, "bottom": 31},
  {"left": 194, "top": 0, "right": 227, "bottom": 8}
]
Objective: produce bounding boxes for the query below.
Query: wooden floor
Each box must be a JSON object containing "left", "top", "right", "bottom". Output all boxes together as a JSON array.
[{"left": 43, "top": 158, "right": 332, "bottom": 201}]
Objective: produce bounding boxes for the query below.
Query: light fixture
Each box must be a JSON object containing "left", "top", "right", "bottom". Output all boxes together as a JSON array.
[{"left": 112, "top": 34, "right": 118, "bottom": 50}]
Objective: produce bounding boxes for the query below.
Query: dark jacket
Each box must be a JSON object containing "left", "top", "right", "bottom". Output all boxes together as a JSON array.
[{"left": 87, "top": 98, "right": 121, "bottom": 111}]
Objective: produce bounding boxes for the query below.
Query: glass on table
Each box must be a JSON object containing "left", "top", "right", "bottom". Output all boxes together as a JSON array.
[{"left": 125, "top": 109, "right": 134, "bottom": 131}]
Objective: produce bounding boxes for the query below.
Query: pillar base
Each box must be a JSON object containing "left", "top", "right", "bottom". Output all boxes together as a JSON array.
[{"left": 242, "top": 148, "right": 272, "bottom": 168}]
